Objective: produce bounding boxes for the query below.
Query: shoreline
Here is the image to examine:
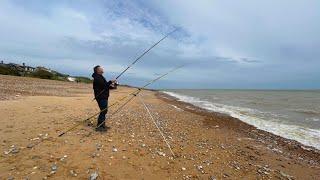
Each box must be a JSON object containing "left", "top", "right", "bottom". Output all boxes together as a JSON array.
[
  {"left": 1, "top": 75, "right": 320, "bottom": 179},
  {"left": 160, "top": 90, "right": 320, "bottom": 151},
  {"left": 156, "top": 91, "right": 320, "bottom": 163}
]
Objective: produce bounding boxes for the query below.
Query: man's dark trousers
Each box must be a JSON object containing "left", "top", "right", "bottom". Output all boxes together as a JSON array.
[{"left": 97, "top": 98, "right": 108, "bottom": 127}]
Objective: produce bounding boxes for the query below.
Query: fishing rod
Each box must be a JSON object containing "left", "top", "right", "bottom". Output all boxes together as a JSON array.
[
  {"left": 115, "top": 29, "right": 177, "bottom": 80},
  {"left": 92, "top": 28, "right": 178, "bottom": 101},
  {"left": 59, "top": 65, "right": 184, "bottom": 137},
  {"left": 95, "top": 65, "right": 184, "bottom": 129}
]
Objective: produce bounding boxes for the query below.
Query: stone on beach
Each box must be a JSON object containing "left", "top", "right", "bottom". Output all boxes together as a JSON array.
[
  {"left": 157, "top": 151, "right": 166, "bottom": 157},
  {"left": 112, "top": 146, "right": 118, "bottom": 152},
  {"left": 279, "top": 171, "right": 294, "bottom": 180},
  {"left": 96, "top": 143, "right": 103, "bottom": 151},
  {"left": 4, "top": 145, "right": 20, "bottom": 155},
  {"left": 69, "top": 170, "right": 78, "bottom": 177},
  {"left": 60, "top": 155, "right": 68, "bottom": 161},
  {"left": 51, "top": 164, "right": 58, "bottom": 172},
  {"left": 89, "top": 172, "right": 99, "bottom": 180},
  {"left": 26, "top": 143, "right": 35, "bottom": 149},
  {"left": 7, "top": 176, "right": 15, "bottom": 180}
]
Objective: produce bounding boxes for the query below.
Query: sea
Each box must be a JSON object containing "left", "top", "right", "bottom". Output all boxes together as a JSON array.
[{"left": 163, "top": 89, "right": 320, "bottom": 150}]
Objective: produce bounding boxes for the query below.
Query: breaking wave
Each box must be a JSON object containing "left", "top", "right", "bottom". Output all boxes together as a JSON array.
[
  {"left": 163, "top": 91, "right": 320, "bottom": 150},
  {"left": 291, "top": 108, "right": 320, "bottom": 115}
]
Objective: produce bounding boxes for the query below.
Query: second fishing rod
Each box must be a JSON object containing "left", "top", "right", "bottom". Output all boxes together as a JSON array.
[
  {"left": 58, "top": 65, "right": 184, "bottom": 137},
  {"left": 95, "top": 65, "right": 184, "bottom": 129},
  {"left": 92, "top": 28, "right": 177, "bottom": 101}
]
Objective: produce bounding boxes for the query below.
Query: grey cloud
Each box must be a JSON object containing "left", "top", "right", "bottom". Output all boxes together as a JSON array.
[{"left": 0, "top": 0, "right": 319, "bottom": 89}]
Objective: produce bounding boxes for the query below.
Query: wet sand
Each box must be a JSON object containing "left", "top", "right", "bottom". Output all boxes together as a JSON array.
[{"left": 0, "top": 75, "right": 319, "bottom": 179}]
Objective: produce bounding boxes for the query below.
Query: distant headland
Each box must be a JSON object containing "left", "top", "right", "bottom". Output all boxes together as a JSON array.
[{"left": 0, "top": 60, "right": 91, "bottom": 83}]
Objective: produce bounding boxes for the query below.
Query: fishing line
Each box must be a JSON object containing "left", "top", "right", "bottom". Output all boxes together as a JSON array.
[{"left": 138, "top": 94, "right": 175, "bottom": 157}]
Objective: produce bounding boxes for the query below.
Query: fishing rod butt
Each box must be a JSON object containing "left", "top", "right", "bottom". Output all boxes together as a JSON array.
[{"left": 58, "top": 132, "right": 65, "bottom": 137}]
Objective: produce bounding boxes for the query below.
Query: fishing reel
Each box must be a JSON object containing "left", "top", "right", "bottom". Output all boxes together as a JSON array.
[{"left": 110, "top": 81, "right": 119, "bottom": 89}]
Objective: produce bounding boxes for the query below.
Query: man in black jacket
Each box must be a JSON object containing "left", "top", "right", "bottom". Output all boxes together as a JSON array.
[{"left": 92, "top": 65, "right": 116, "bottom": 132}]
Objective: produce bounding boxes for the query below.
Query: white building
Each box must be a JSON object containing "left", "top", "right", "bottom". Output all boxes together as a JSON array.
[{"left": 67, "top": 77, "right": 76, "bottom": 82}]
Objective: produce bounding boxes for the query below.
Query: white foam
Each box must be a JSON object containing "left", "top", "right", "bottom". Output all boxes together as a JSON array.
[
  {"left": 306, "top": 117, "right": 320, "bottom": 122},
  {"left": 163, "top": 91, "right": 320, "bottom": 150},
  {"left": 291, "top": 108, "right": 320, "bottom": 115}
]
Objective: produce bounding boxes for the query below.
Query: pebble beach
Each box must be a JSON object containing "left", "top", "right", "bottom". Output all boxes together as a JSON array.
[{"left": 0, "top": 75, "right": 319, "bottom": 179}]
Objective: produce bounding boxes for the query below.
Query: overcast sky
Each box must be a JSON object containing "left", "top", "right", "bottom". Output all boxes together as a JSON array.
[{"left": 0, "top": 0, "right": 319, "bottom": 89}]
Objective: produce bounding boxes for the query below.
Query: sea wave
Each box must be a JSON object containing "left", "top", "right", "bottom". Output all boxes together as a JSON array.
[
  {"left": 291, "top": 108, "right": 320, "bottom": 115},
  {"left": 306, "top": 117, "right": 320, "bottom": 122},
  {"left": 163, "top": 91, "right": 320, "bottom": 150}
]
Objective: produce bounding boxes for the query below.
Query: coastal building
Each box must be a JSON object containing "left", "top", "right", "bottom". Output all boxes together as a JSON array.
[
  {"left": 67, "top": 77, "right": 76, "bottom": 82},
  {"left": 8, "top": 63, "right": 24, "bottom": 71},
  {"left": 24, "top": 67, "right": 35, "bottom": 72},
  {"left": 5, "top": 63, "right": 35, "bottom": 73},
  {"left": 0, "top": 61, "right": 38, "bottom": 76},
  {"left": 36, "top": 66, "right": 52, "bottom": 72},
  {"left": 25, "top": 66, "right": 35, "bottom": 72},
  {"left": 22, "top": 63, "right": 36, "bottom": 72}
]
